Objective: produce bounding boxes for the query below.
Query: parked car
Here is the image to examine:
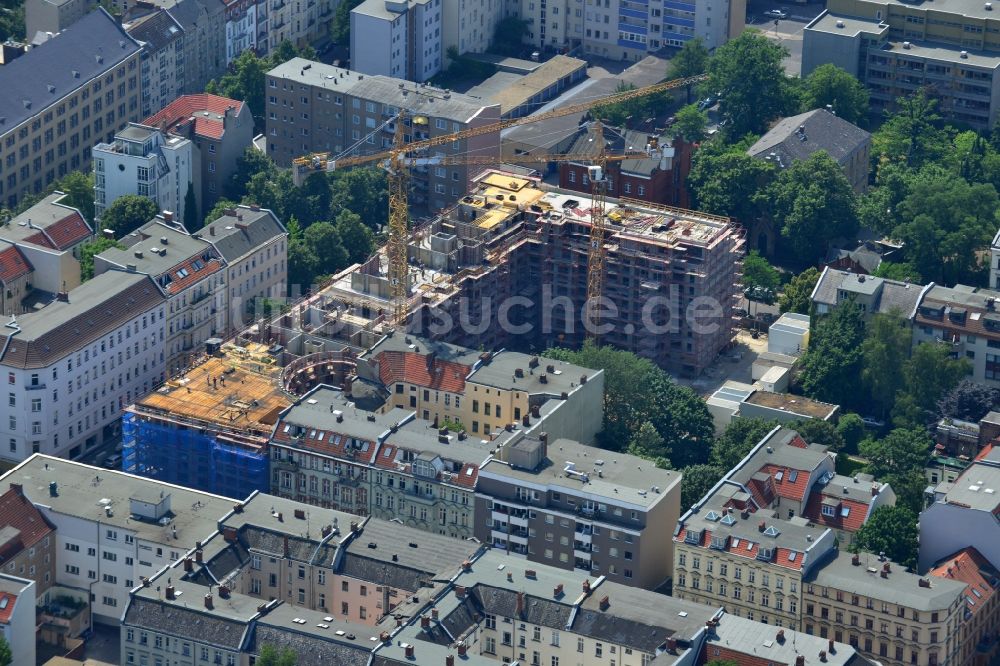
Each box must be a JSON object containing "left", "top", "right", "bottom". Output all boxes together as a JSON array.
[
  {"left": 861, "top": 416, "right": 885, "bottom": 429},
  {"left": 103, "top": 453, "right": 123, "bottom": 469},
  {"left": 764, "top": 8, "right": 789, "bottom": 18},
  {"left": 697, "top": 97, "right": 715, "bottom": 111}
]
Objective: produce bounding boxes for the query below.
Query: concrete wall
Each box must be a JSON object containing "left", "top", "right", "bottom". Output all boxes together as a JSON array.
[
  {"left": 350, "top": 9, "right": 399, "bottom": 79},
  {"left": 919, "top": 501, "right": 1000, "bottom": 572},
  {"left": 802, "top": 21, "right": 863, "bottom": 78}
]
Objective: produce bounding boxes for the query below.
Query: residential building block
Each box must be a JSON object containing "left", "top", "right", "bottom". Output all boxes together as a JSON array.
[
  {"left": 0, "top": 8, "right": 142, "bottom": 210},
  {"left": 0, "top": 484, "right": 56, "bottom": 602},
  {"left": 0, "top": 574, "right": 35, "bottom": 666},
  {"left": 24, "top": 0, "right": 95, "bottom": 42},
  {"left": 124, "top": 9, "right": 185, "bottom": 118},
  {"left": 811, "top": 268, "right": 927, "bottom": 318},
  {"left": 351, "top": 0, "right": 444, "bottom": 81},
  {"left": 92, "top": 123, "right": 194, "bottom": 222},
  {"left": 803, "top": 0, "right": 1000, "bottom": 128},
  {"left": 143, "top": 93, "right": 254, "bottom": 219},
  {"left": 265, "top": 58, "right": 501, "bottom": 210}
]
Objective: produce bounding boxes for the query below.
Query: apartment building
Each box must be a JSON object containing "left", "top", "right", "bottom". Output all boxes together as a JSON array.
[
  {"left": 0, "top": 574, "right": 35, "bottom": 666},
  {"left": 475, "top": 434, "right": 679, "bottom": 588},
  {"left": 351, "top": 0, "right": 443, "bottom": 81},
  {"left": 928, "top": 548, "right": 1000, "bottom": 666},
  {"left": 673, "top": 426, "right": 895, "bottom": 628},
  {"left": 201, "top": 205, "right": 288, "bottom": 332},
  {"left": 990, "top": 228, "right": 1000, "bottom": 290},
  {"left": 803, "top": 549, "right": 969, "bottom": 666},
  {"left": 0, "top": 271, "right": 166, "bottom": 461},
  {"left": 0, "top": 455, "right": 237, "bottom": 625},
  {"left": 0, "top": 484, "right": 56, "bottom": 602},
  {"left": 92, "top": 123, "right": 194, "bottom": 222},
  {"left": 920, "top": 445, "right": 1000, "bottom": 572},
  {"left": 24, "top": 0, "right": 94, "bottom": 40},
  {"left": 811, "top": 268, "right": 928, "bottom": 318},
  {"left": 912, "top": 283, "right": 1000, "bottom": 388},
  {"left": 145, "top": 0, "right": 227, "bottom": 94},
  {"left": 803, "top": 0, "right": 1000, "bottom": 127},
  {"left": 96, "top": 217, "right": 226, "bottom": 374},
  {"left": 559, "top": 125, "right": 695, "bottom": 208},
  {"left": 124, "top": 9, "right": 185, "bottom": 118},
  {"left": 0, "top": 192, "right": 94, "bottom": 315},
  {"left": 0, "top": 8, "right": 142, "bottom": 210},
  {"left": 143, "top": 94, "right": 254, "bottom": 218},
  {"left": 267, "top": 58, "right": 501, "bottom": 209},
  {"left": 748, "top": 109, "right": 872, "bottom": 194}
]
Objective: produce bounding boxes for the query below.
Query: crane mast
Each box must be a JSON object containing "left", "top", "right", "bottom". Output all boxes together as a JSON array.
[{"left": 386, "top": 116, "right": 410, "bottom": 325}]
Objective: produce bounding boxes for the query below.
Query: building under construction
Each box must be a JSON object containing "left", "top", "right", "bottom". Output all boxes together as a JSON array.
[
  {"left": 306, "top": 170, "right": 744, "bottom": 377},
  {"left": 122, "top": 341, "right": 291, "bottom": 498}
]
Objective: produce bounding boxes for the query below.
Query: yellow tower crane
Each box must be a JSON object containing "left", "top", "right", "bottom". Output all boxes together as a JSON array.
[{"left": 291, "top": 73, "right": 707, "bottom": 327}]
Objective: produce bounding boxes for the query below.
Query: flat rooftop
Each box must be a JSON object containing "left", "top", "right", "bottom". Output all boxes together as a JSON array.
[
  {"left": 132, "top": 342, "right": 290, "bottom": 440},
  {"left": 744, "top": 390, "right": 838, "bottom": 419},
  {"left": 487, "top": 55, "right": 586, "bottom": 116},
  {"left": 882, "top": 40, "right": 1000, "bottom": 68},
  {"left": 806, "top": 11, "right": 888, "bottom": 36},
  {"left": 2, "top": 455, "right": 237, "bottom": 545}
]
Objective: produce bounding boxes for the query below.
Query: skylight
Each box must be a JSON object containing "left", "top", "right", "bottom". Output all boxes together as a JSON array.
[
  {"left": 775, "top": 471, "right": 784, "bottom": 481},
  {"left": 732, "top": 538, "right": 741, "bottom": 548},
  {"left": 841, "top": 507, "right": 851, "bottom": 517},
  {"left": 788, "top": 470, "right": 798, "bottom": 483},
  {"left": 764, "top": 526, "right": 780, "bottom": 537},
  {"left": 705, "top": 510, "right": 721, "bottom": 521},
  {"left": 788, "top": 552, "right": 797, "bottom": 562}
]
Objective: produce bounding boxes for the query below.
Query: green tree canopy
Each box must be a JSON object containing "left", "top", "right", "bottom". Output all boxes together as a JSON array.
[
  {"left": 894, "top": 343, "right": 970, "bottom": 426},
  {"left": 204, "top": 199, "right": 240, "bottom": 227},
  {"left": 669, "top": 37, "right": 710, "bottom": 103},
  {"left": 791, "top": 419, "right": 845, "bottom": 452},
  {"left": 711, "top": 418, "right": 777, "bottom": 470},
  {"left": 742, "top": 250, "right": 779, "bottom": 296},
  {"left": 851, "top": 505, "right": 919, "bottom": 568},
  {"left": 228, "top": 147, "right": 279, "bottom": 202},
  {"left": 101, "top": 195, "right": 159, "bottom": 238},
  {"left": 836, "top": 413, "right": 866, "bottom": 454},
  {"left": 872, "top": 261, "right": 921, "bottom": 282},
  {"left": 937, "top": 380, "right": 1000, "bottom": 422},
  {"left": 680, "top": 464, "right": 725, "bottom": 510},
  {"left": 593, "top": 82, "right": 672, "bottom": 127},
  {"left": 331, "top": 0, "right": 364, "bottom": 43},
  {"left": 0, "top": 633, "right": 10, "bottom": 666},
  {"left": 674, "top": 104, "right": 708, "bottom": 142},
  {"left": 798, "top": 301, "right": 866, "bottom": 409},
  {"left": 627, "top": 421, "right": 671, "bottom": 469},
  {"left": 707, "top": 30, "right": 797, "bottom": 137},
  {"left": 859, "top": 427, "right": 932, "bottom": 480},
  {"left": 303, "top": 221, "right": 350, "bottom": 280},
  {"left": 257, "top": 645, "right": 297, "bottom": 666},
  {"left": 79, "top": 238, "right": 125, "bottom": 281},
  {"left": 872, "top": 90, "right": 950, "bottom": 167},
  {"left": 491, "top": 17, "right": 530, "bottom": 56},
  {"left": 330, "top": 168, "right": 390, "bottom": 231},
  {"left": 861, "top": 312, "right": 911, "bottom": 416},
  {"left": 767, "top": 151, "right": 858, "bottom": 263},
  {"left": 335, "top": 210, "right": 375, "bottom": 264},
  {"left": 688, "top": 146, "right": 776, "bottom": 223},
  {"left": 778, "top": 267, "right": 819, "bottom": 314},
  {"left": 57, "top": 171, "right": 96, "bottom": 224},
  {"left": 801, "top": 64, "right": 869, "bottom": 125}
]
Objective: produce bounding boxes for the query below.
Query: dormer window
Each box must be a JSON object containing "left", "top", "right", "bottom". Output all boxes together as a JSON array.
[
  {"left": 710, "top": 535, "right": 729, "bottom": 550},
  {"left": 822, "top": 504, "right": 836, "bottom": 517},
  {"left": 685, "top": 529, "right": 702, "bottom": 544}
]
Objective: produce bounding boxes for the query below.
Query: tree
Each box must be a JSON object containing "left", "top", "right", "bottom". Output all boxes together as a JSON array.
[
  {"left": 852, "top": 505, "right": 919, "bottom": 568},
  {"left": 791, "top": 419, "right": 845, "bottom": 452},
  {"left": 330, "top": 168, "right": 390, "bottom": 231},
  {"left": 938, "top": 380, "right": 1000, "bottom": 422},
  {"left": 861, "top": 312, "right": 911, "bottom": 416},
  {"left": 101, "top": 195, "right": 159, "bottom": 238},
  {"left": 680, "top": 464, "right": 725, "bottom": 510},
  {"left": 688, "top": 145, "right": 776, "bottom": 223},
  {"left": 859, "top": 427, "right": 932, "bottom": 481},
  {"left": 491, "top": 17, "right": 529, "bottom": 56},
  {"left": 707, "top": 30, "right": 797, "bottom": 137},
  {"left": 303, "top": 222, "right": 349, "bottom": 279},
  {"left": 79, "top": 238, "right": 125, "bottom": 281},
  {"left": 798, "top": 301, "right": 866, "bottom": 409},
  {"left": 898, "top": 343, "right": 970, "bottom": 422},
  {"left": 57, "top": 171, "right": 96, "bottom": 224},
  {"left": 778, "top": 267, "right": 819, "bottom": 314},
  {"left": 711, "top": 418, "right": 777, "bottom": 470},
  {"left": 331, "top": 0, "right": 364, "bottom": 44},
  {"left": 228, "top": 148, "right": 278, "bottom": 202},
  {"left": 543, "top": 344, "right": 714, "bottom": 458},
  {"left": 801, "top": 64, "right": 869, "bottom": 125},
  {"left": 674, "top": 104, "right": 708, "bottom": 142},
  {"left": 627, "top": 421, "right": 671, "bottom": 469},
  {"left": 335, "top": 210, "right": 375, "bottom": 263},
  {"left": 872, "top": 261, "right": 921, "bottom": 282},
  {"left": 207, "top": 49, "right": 269, "bottom": 128},
  {"left": 669, "top": 37, "right": 710, "bottom": 104},
  {"left": 0, "top": 1, "right": 24, "bottom": 43},
  {"left": 257, "top": 644, "right": 296, "bottom": 666},
  {"left": 593, "top": 82, "right": 672, "bottom": 128},
  {"left": 836, "top": 413, "right": 866, "bottom": 454},
  {"left": 872, "top": 90, "right": 950, "bottom": 167},
  {"left": 287, "top": 221, "right": 320, "bottom": 294},
  {"left": 0, "top": 634, "right": 10, "bottom": 666},
  {"left": 767, "top": 151, "right": 858, "bottom": 263},
  {"left": 183, "top": 183, "right": 199, "bottom": 232},
  {"left": 742, "top": 250, "right": 779, "bottom": 298},
  {"left": 204, "top": 199, "right": 239, "bottom": 227}
]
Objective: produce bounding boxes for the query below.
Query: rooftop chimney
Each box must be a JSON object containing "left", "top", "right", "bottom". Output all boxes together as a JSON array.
[
  {"left": 421, "top": 615, "right": 431, "bottom": 630},
  {"left": 516, "top": 592, "right": 525, "bottom": 617},
  {"left": 796, "top": 657, "right": 805, "bottom": 666},
  {"left": 851, "top": 553, "right": 860, "bottom": 566},
  {"left": 219, "top": 585, "right": 230, "bottom": 599},
  {"left": 457, "top": 644, "right": 467, "bottom": 657},
  {"left": 195, "top": 549, "right": 203, "bottom": 563},
  {"left": 759, "top": 520, "right": 766, "bottom": 532},
  {"left": 204, "top": 594, "right": 213, "bottom": 609},
  {"left": 553, "top": 584, "right": 563, "bottom": 597},
  {"left": 582, "top": 579, "right": 591, "bottom": 595},
  {"left": 223, "top": 526, "right": 238, "bottom": 543},
  {"left": 455, "top": 585, "right": 467, "bottom": 599},
  {"left": 404, "top": 644, "right": 414, "bottom": 659},
  {"left": 820, "top": 651, "right": 828, "bottom": 662},
  {"left": 183, "top": 558, "right": 193, "bottom": 572},
  {"left": 599, "top": 595, "right": 610, "bottom": 610},
  {"left": 162, "top": 211, "right": 173, "bottom": 223},
  {"left": 165, "top": 585, "right": 175, "bottom": 600}
]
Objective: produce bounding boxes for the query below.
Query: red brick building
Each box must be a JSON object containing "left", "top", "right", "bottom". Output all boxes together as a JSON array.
[{"left": 558, "top": 125, "right": 694, "bottom": 207}]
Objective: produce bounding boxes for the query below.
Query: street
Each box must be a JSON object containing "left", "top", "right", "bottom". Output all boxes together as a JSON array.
[{"left": 744, "top": 0, "right": 826, "bottom": 75}]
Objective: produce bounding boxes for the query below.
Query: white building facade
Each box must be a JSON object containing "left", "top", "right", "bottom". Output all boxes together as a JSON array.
[
  {"left": 351, "top": 0, "right": 443, "bottom": 81},
  {"left": 93, "top": 124, "right": 193, "bottom": 223}
]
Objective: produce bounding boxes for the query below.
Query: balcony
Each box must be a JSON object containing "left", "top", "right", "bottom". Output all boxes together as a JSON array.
[
  {"left": 25, "top": 382, "right": 46, "bottom": 391},
  {"left": 273, "top": 458, "right": 298, "bottom": 471},
  {"left": 491, "top": 528, "right": 527, "bottom": 545},
  {"left": 492, "top": 509, "right": 528, "bottom": 527}
]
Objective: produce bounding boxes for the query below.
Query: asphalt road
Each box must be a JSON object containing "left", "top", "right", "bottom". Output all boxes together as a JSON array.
[{"left": 744, "top": 1, "right": 825, "bottom": 76}]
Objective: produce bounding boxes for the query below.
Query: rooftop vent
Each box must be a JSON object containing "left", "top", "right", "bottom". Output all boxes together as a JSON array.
[
  {"left": 987, "top": 2, "right": 993, "bottom": 9},
  {"left": 961, "top": 50, "right": 969, "bottom": 58},
  {"left": 903, "top": 41, "right": 911, "bottom": 49},
  {"left": 836, "top": 19, "right": 845, "bottom": 27}
]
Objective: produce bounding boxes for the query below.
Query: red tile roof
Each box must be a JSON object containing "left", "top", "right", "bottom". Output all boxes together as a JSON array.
[
  {"left": 0, "top": 245, "right": 31, "bottom": 283},
  {"left": 376, "top": 351, "right": 469, "bottom": 394},
  {"left": 929, "top": 548, "right": 998, "bottom": 615},
  {"left": 44, "top": 211, "right": 91, "bottom": 249},
  {"left": 760, "top": 463, "right": 812, "bottom": 502},
  {"left": 673, "top": 527, "right": 804, "bottom": 570},
  {"left": 0, "top": 593, "right": 16, "bottom": 624},
  {"left": 789, "top": 435, "right": 809, "bottom": 449},
  {"left": 0, "top": 485, "right": 55, "bottom": 559},
  {"left": 143, "top": 93, "right": 244, "bottom": 140},
  {"left": 271, "top": 427, "right": 379, "bottom": 464},
  {"left": 22, "top": 231, "right": 54, "bottom": 249},
  {"left": 162, "top": 255, "right": 224, "bottom": 294},
  {"left": 976, "top": 444, "right": 994, "bottom": 462},
  {"left": 802, "top": 492, "right": 870, "bottom": 532}
]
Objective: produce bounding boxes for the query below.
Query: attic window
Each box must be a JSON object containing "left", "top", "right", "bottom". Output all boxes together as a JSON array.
[
  {"left": 788, "top": 470, "right": 798, "bottom": 483},
  {"left": 684, "top": 529, "right": 701, "bottom": 544},
  {"left": 710, "top": 535, "right": 728, "bottom": 550},
  {"left": 841, "top": 507, "right": 851, "bottom": 517},
  {"left": 731, "top": 538, "right": 741, "bottom": 548},
  {"left": 822, "top": 504, "right": 836, "bottom": 517},
  {"left": 788, "top": 551, "right": 797, "bottom": 562},
  {"left": 775, "top": 471, "right": 784, "bottom": 481}
]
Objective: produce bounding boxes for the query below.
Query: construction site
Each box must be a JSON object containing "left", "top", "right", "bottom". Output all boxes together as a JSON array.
[{"left": 259, "top": 170, "right": 744, "bottom": 378}]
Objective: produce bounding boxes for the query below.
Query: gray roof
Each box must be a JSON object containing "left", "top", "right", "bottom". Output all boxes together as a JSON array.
[
  {"left": 277, "top": 386, "right": 413, "bottom": 444},
  {"left": 124, "top": 596, "right": 250, "bottom": 649},
  {"left": 249, "top": 610, "right": 374, "bottom": 666},
  {"left": 940, "top": 462, "right": 1000, "bottom": 512},
  {"left": 100, "top": 220, "right": 217, "bottom": 277},
  {"left": 805, "top": 11, "right": 888, "bottom": 38},
  {"left": 199, "top": 206, "right": 286, "bottom": 263},
  {"left": 366, "top": 333, "right": 485, "bottom": 367},
  {"left": 0, "top": 9, "right": 141, "bottom": 134},
  {"left": 2, "top": 192, "right": 93, "bottom": 248},
  {"left": 824, "top": 241, "right": 886, "bottom": 274},
  {"left": 0, "top": 272, "right": 165, "bottom": 369},
  {"left": 468, "top": 349, "right": 600, "bottom": 395},
  {"left": 352, "top": 0, "right": 432, "bottom": 20},
  {"left": 341, "top": 519, "right": 478, "bottom": 586},
  {"left": 268, "top": 58, "right": 498, "bottom": 124},
  {"left": 3, "top": 454, "right": 236, "bottom": 545},
  {"left": 706, "top": 613, "right": 870, "bottom": 666},
  {"left": 810, "top": 267, "right": 925, "bottom": 317},
  {"left": 563, "top": 123, "right": 670, "bottom": 177},
  {"left": 748, "top": 109, "right": 870, "bottom": 166},
  {"left": 480, "top": 437, "right": 679, "bottom": 508},
  {"left": 807, "top": 549, "right": 965, "bottom": 611},
  {"left": 125, "top": 9, "right": 183, "bottom": 52}
]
